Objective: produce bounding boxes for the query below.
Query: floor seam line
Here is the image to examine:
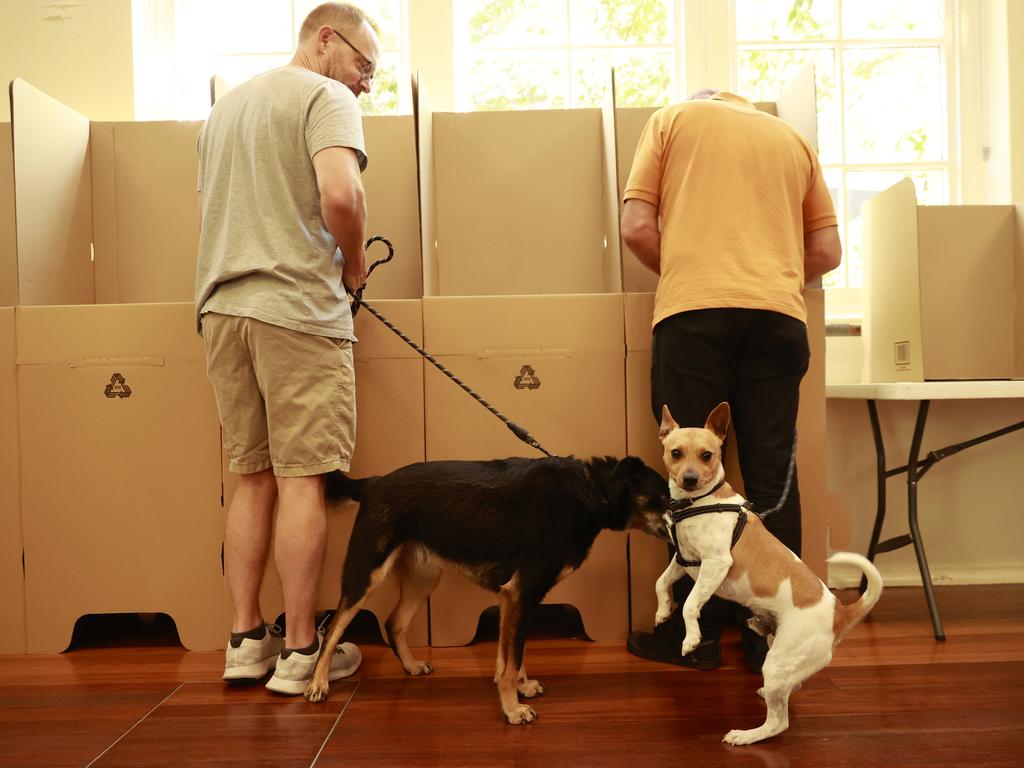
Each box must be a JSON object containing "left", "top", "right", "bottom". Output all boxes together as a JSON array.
[{"left": 83, "top": 681, "right": 185, "bottom": 767}]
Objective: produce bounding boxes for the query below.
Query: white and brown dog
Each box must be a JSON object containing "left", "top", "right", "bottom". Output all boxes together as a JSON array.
[{"left": 655, "top": 402, "right": 882, "bottom": 745}]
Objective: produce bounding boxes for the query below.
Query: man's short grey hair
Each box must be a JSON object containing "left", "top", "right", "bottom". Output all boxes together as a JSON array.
[
  {"left": 299, "top": 2, "right": 380, "bottom": 40},
  {"left": 688, "top": 88, "right": 719, "bottom": 101}
]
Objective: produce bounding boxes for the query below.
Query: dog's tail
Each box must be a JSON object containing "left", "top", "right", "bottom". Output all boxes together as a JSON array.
[
  {"left": 323, "top": 471, "right": 370, "bottom": 503},
  {"left": 827, "top": 552, "right": 883, "bottom": 643}
]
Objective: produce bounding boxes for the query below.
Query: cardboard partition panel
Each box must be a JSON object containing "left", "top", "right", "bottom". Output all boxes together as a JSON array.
[
  {"left": 0, "top": 123, "right": 16, "bottom": 308},
  {"left": 0, "top": 308, "right": 26, "bottom": 653},
  {"left": 361, "top": 116, "right": 423, "bottom": 300},
  {"left": 419, "top": 95, "right": 621, "bottom": 296},
  {"left": 10, "top": 79, "right": 94, "bottom": 305},
  {"left": 10, "top": 79, "right": 204, "bottom": 305},
  {"left": 423, "top": 293, "right": 629, "bottom": 645},
  {"left": 625, "top": 290, "right": 841, "bottom": 632},
  {"left": 90, "top": 121, "right": 203, "bottom": 303},
  {"left": 226, "top": 301, "right": 428, "bottom": 647},
  {"left": 18, "top": 303, "right": 225, "bottom": 652},
  {"left": 412, "top": 73, "right": 437, "bottom": 296},
  {"left": 615, "top": 64, "right": 819, "bottom": 293},
  {"left": 1018, "top": 208, "right": 1024, "bottom": 376},
  {"left": 862, "top": 178, "right": 1019, "bottom": 381}
]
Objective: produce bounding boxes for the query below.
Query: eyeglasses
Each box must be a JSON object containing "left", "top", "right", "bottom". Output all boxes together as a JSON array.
[{"left": 332, "top": 28, "right": 375, "bottom": 83}]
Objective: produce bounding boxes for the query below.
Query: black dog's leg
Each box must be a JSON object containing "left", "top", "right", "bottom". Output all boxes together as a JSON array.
[
  {"left": 512, "top": 594, "right": 544, "bottom": 699},
  {"left": 385, "top": 544, "right": 441, "bottom": 675},
  {"left": 496, "top": 575, "right": 538, "bottom": 724},
  {"left": 305, "top": 530, "right": 401, "bottom": 703}
]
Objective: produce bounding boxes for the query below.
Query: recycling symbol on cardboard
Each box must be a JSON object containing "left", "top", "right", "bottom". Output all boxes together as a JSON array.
[
  {"left": 513, "top": 365, "right": 541, "bottom": 390},
  {"left": 104, "top": 372, "right": 132, "bottom": 399}
]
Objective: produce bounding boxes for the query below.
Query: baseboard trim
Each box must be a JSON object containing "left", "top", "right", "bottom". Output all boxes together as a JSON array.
[{"left": 828, "top": 564, "right": 1024, "bottom": 589}]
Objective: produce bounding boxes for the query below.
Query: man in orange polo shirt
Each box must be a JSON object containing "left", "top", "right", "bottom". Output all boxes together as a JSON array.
[{"left": 621, "top": 89, "right": 841, "bottom": 673}]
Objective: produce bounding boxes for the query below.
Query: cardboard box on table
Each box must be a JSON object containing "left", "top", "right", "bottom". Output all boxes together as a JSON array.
[
  {"left": 10, "top": 79, "right": 202, "bottom": 305},
  {"left": 414, "top": 76, "right": 631, "bottom": 645},
  {"left": 17, "top": 303, "right": 225, "bottom": 652},
  {"left": 861, "top": 178, "right": 1022, "bottom": 381},
  {"left": 227, "top": 300, "right": 428, "bottom": 647},
  {"left": 0, "top": 308, "right": 26, "bottom": 653}
]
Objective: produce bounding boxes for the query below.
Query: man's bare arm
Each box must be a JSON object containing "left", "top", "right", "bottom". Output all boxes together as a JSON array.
[
  {"left": 804, "top": 225, "right": 841, "bottom": 285},
  {"left": 312, "top": 146, "right": 367, "bottom": 293},
  {"left": 621, "top": 198, "right": 661, "bottom": 275}
]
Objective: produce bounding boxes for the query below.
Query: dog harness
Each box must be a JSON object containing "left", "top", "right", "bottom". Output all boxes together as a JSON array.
[{"left": 663, "top": 478, "right": 757, "bottom": 567}]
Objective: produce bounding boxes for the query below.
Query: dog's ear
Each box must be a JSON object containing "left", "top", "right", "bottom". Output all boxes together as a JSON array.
[
  {"left": 705, "top": 401, "right": 731, "bottom": 442},
  {"left": 658, "top": 404, "right": 679, "bottom": 441}
]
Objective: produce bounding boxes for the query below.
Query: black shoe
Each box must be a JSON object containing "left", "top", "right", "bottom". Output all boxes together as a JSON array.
[
  {"left": 739, "top": 627, "right": 769, "bottom": 674},
  {"left": 627, "top": 626, "right": 722, "bottom": 670}
]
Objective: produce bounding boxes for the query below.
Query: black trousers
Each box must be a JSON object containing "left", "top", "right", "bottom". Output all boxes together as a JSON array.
[{"left": 651, "top": 308, "right": 810, "bottom": 636}]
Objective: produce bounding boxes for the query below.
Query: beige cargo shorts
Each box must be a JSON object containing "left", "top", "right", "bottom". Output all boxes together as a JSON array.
[{"left": 201, "top": 312, "right": 356, "bottom": 477}]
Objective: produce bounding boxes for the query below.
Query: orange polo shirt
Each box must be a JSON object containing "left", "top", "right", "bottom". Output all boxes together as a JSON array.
[{"left": 623, "top": 92, "right": 837, "bottom": 326}]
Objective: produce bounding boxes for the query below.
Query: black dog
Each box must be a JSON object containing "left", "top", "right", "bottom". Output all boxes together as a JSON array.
[{"left": 304, "top": 455, "right": 670, "bottom": 723}]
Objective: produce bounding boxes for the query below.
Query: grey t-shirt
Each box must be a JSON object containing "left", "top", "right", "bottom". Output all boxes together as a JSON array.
[{"left": 195, "top": 66, "right": 367, "bottom": 339}]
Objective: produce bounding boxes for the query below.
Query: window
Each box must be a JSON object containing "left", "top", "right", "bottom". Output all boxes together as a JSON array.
[
  {"left": 133, "top": 0, "right": 409, "bottom": 120},
  {"left": 453, "top": 0, "right": 679, "bottom": 110},
  {"left": 735, "top": 0, "right": 953, "bottom": 309}
]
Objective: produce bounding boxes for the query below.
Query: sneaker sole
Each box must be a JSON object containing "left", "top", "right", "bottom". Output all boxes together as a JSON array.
[
  {"left": 626, "top": 633, "right": 721, "bottom": 671},
  {"left": 223, "top": 657, "right": 278, "bottom": 681},
  {"left": 265, "top": 656, "right": 362, "bottom": 695}
]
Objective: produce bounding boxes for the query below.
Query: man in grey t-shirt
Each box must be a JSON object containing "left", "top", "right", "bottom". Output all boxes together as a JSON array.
[{"left": 197, "top": 2, "right": 379, "bottom": 695}]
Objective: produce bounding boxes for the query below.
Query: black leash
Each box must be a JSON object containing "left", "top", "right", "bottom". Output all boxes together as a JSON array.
[{"left": 347, "top": 237, "right": 553, "bottom": 458}]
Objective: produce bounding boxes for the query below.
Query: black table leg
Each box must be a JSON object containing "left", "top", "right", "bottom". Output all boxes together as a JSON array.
[
  {"left": 861, "top": 400, "right": 887, "bottom": 593},
  {"left": 907, "top": 400, "right": 945, "bottom": 640}
]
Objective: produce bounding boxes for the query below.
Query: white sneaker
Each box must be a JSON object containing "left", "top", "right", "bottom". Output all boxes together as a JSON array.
[
  {"left": 223, "top": 623, "right": 284, "bottom": 681},
  {"left": 265, "top": 634, "right": 362, "bottom": 695}
]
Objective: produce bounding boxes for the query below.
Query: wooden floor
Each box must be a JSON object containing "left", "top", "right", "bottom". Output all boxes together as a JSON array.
[{"left": 1, "top": 585, "right": 1022, "bottom": 767}]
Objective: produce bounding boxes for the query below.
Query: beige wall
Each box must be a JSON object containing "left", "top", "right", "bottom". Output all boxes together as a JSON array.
[{"left": 0, "top": 0, "right": 134, "bottom": 122}]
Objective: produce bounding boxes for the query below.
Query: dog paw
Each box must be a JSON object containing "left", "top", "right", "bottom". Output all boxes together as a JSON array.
[
  {"left": 505, "top": 704, "right": 538, "bottom": 724},
  {"left": 680, "top": 634, "right": 702, "bottom": 656},
  {"left": 654, "top": 610, "right": 672, "bottom": 626},
  {"left": 404, "top": 660, "right": 434, "bottom": 676},
  {"left": 723, "top": 728, "right": 762, "bottom": 746},
  {"left": 518, "top": 679, "right": 544, "bottom": 698},
  {"left": 304, "top": 679, "right": 330, "bottom": 703}
]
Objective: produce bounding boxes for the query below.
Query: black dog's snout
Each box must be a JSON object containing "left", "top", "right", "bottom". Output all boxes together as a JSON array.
[{"left": 682, "top": 472, "right": 699, "bottom": 490}]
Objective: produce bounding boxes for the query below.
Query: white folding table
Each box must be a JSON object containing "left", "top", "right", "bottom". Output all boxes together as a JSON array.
[{"left": 826, "top": 381, "right": 1024, "bottom": 640}]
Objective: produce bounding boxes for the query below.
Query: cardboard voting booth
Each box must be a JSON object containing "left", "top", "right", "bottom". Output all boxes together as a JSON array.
[
  {"left": 415, "top": 74, "right": 621, "bottom": 297},
  {"left": 861, "top": 177, "right": 1022, "bottom": 382},
  {"left": 422, "top": 293, "right": 630, "bottom": 645},
  {"left": 17, "top": 303, "right": 225, "bottom": 652},
  {"left": 10, "top": 79, "right": 203, "bottom": 306}
]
